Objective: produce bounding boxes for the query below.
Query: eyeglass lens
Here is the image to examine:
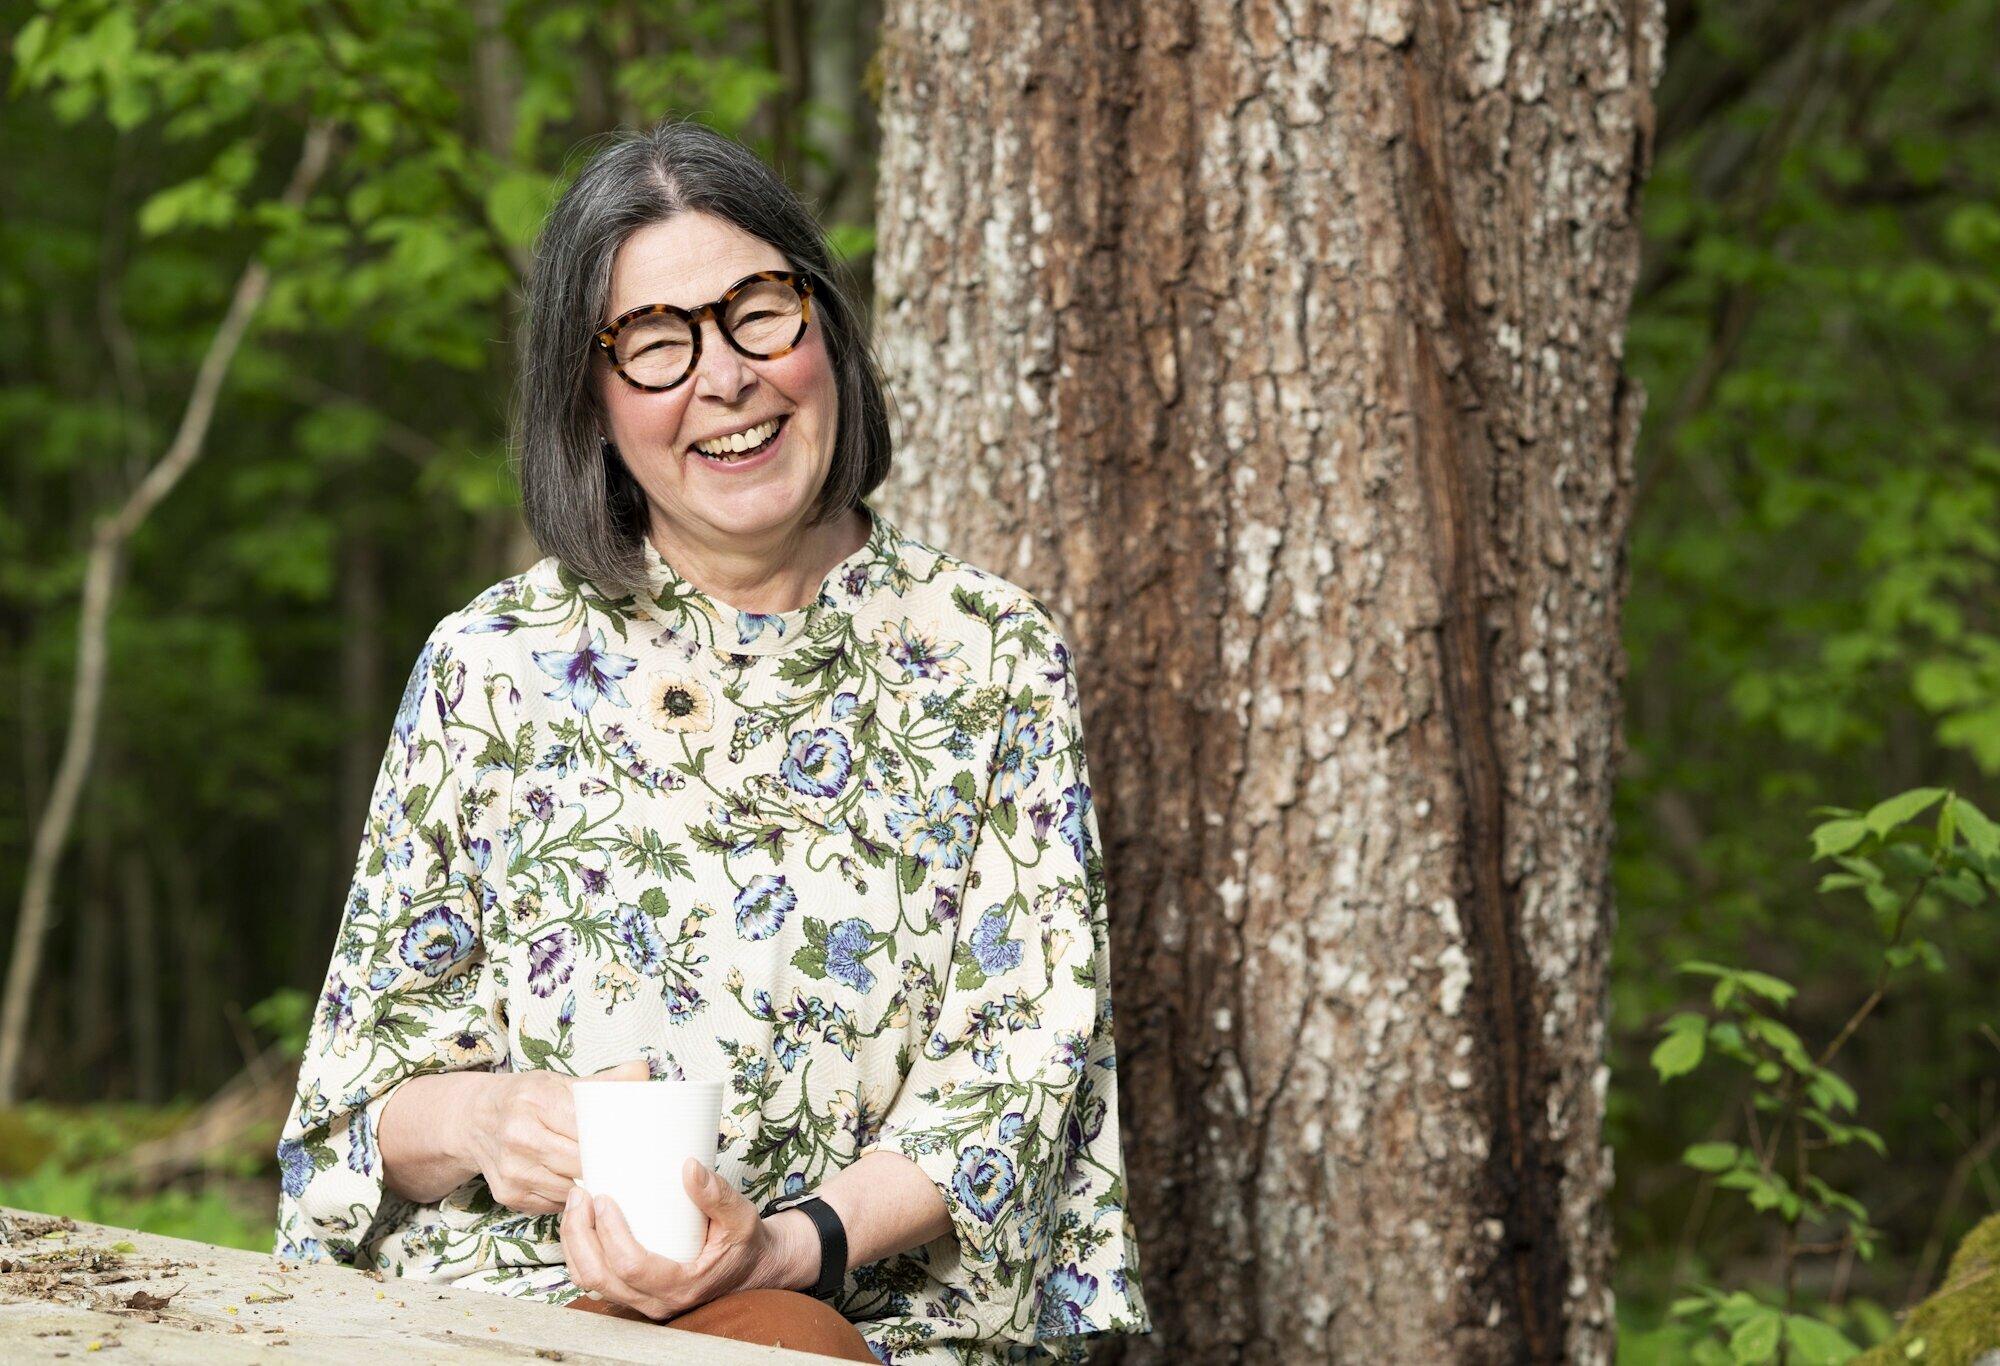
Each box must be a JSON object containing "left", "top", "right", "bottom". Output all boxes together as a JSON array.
[{"left": 611, "top": 277, "right": 807, "bottom": 387}]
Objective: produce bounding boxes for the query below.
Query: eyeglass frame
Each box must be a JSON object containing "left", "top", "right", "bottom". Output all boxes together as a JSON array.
[{"left": 592, "top": 269, "right": 817, "bottom": 393}]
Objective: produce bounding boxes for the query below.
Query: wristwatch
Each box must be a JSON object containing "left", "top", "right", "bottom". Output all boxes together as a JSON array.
[{"left": 758, "top": 1190, "right": 848, "bottom": 1300}]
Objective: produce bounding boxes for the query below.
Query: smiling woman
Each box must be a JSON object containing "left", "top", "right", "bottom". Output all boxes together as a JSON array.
[{"left": 273, "top": 117, "right": 1152, "bottom": 1366}]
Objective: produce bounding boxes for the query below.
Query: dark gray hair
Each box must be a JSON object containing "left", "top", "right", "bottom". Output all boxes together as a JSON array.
[{"left": 512, "top": 117, "right": 893, "bottom": 599}]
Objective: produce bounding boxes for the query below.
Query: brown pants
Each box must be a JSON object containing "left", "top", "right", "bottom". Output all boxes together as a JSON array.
[{"left": 569, "top": 1286, "right": 878, "bottom": 1361}]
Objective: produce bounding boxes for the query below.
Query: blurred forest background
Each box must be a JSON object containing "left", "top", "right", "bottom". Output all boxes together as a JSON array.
[{"left": 2, "top": 0, "right": 1998, "bottom": 1357}]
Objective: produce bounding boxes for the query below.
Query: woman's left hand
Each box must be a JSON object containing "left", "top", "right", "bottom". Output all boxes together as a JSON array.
[{"left": 561, "top": 1156, "right": 786, "bottom": 1320}]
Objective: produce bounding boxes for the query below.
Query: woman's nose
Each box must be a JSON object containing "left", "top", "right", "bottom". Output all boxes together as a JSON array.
[{"left": 691, "top": 318, "right": 755, "bottom": 401}]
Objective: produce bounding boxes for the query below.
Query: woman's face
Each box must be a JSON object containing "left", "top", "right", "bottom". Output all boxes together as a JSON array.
[{"left": 595, "top": 211, "right": 838, "bottom": 547}]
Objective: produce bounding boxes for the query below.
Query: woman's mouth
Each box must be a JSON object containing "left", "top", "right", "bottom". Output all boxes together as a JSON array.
[{"left": 690, "top": 414, "right": 788, "bottom": 470}]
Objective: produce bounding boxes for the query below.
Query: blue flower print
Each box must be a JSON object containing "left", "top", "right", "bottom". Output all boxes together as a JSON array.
[
  {"left": 1036, "top": 1263, "right": 1100, "bottom": 1337},
  {"left": 276, "top": 515, "right": 1152, "bottom": 1348},
  {"left": 531, "top": 625, "right": 637, "bottom": 715},
  {"left": 375, "top": 790, "right": 414, "bottom": 870},
  {"left": 734, "top": 875, "right": 796, "bottom": 940},
  {"left": 392, "top": 641, "right": 437, "bottom": 745},
  {"left": 886, "top": 786, "right": 978, "bottom": 869},
  {"left": 397, "top": 909, "right": 476, "bottom": 978},
  {"left": 968, "top": 906, "right": 1022, "bottom": 976},
  {"left": 276, "top": 1235, "right": 323, "bottom": 1262},
  {"left": 991, "top": 706, "right": 1054, "bottom": 804},
  {"left": 1059, "top": 781, "right": 1094, "bottom": 865},
  {"left": 873, "top": 619, "right": 968, "bottom": 684},
  {"left": 345, "top": 1092, "right": 378, "bottom": 1175},
  {"left": 277, "top": 1136, "right": 313, "bottom": 1198},
  {"left": 823, "top": 1002, "right": 861, "bottom": 1060},
  {"left": 663, "top": 982, "right": 702, "bottom": 1024},
  {"left": 736, "top": 610, "right": 786, "bottom": 645},
  {"left": 446, "top": 836, "right": 497, "bottom": 919},
  {"left": 825, "top": 916, "right": 877, "bottom": 993},
  {"left": 952, "top": 1145, "right": 1017, "bottom": 1224},
  {"left": 781, "top": 728, "right": 853, "bottom": 798},
  {"left": 615, "top": 901, "right": 668, "bottom": 976}
]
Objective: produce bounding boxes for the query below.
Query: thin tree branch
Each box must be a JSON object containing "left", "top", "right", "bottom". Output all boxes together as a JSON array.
[{"left": 0, "top": 120, "right": 338, "bottom": 1104}]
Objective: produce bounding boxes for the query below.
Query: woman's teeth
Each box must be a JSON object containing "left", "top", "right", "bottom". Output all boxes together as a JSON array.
[{"left": 693, "top": 415, "right": 784, "bottom": 461}]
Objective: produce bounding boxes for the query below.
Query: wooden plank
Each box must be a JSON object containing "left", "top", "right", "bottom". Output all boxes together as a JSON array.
[{"left": 0, "top": 1207, "right": 853, "bottom": 1362}]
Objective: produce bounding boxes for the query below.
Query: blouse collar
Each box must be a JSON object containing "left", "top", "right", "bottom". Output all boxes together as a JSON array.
[{"left": 627, "top": 504, "right": 901, "bottom": 658}]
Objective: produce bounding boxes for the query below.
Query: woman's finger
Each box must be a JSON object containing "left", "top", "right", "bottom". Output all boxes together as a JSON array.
[
  {"left": 541, "top": 1133, "right": 581, "bottom": 1181},
  {"left": 562, "top": 1189, "right": 659, "bottom": 1316},
  {"left": 518, "top": 1165, "right": 577, "bottom": 1213},
  {"left": 592, "top": 1194, "right": 689, "bottom": 1304}
]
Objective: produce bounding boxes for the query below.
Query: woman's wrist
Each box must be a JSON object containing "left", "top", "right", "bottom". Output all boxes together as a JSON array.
[
  {"left": 380, "top": 1070, "right": 497, "bottom": 1202},
  {"left": 755, "top": 1209, "right": 821, "bottom": 1292}
]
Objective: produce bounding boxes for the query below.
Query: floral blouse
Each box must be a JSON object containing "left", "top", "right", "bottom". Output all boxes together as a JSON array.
[{"left": 273, "top": 504, "right": 1151, "bottom": 1364}]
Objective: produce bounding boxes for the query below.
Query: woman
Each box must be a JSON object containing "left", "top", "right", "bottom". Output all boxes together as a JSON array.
[{"left": 275, "top": 118, "right": 1150, "bottom": 1365}]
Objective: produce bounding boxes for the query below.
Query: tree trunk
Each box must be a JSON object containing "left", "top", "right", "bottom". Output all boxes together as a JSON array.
[{"left": 871, "top": 3, "right": 1661, "bottom": 1361}]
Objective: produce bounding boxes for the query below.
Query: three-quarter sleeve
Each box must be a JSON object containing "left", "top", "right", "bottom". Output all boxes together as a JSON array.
[
  {"left": 859, "top": 614, "right": 1151, "bottom": 1351},
  {"left": 274, "top": 622, "right": 513, "bottom": 1268}
]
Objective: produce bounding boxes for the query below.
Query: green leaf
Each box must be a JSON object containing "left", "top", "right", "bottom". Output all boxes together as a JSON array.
[
  {"left": 950, "top": 770, "right": 979, "bottom": 805},
  {"left": 1938, "top": 870, "right": 1986, "bottom": 905},
  {"left": 1864, "top": 787, "right": 1947, "bottom": 836},
  {"left": 1683, "top": 1141, "right": 1740, "bottom": 1172},
  {"left": 1747, "top": 1016, "right": 1813, "bottom": 1071},
  {"left": 1652, "top": 1026, "right": 1705, "bottom": 1081},
  {"left": 485, "top": 170, "right": 555, "bottom": 249},
  {"left": 1782, "top": 1314, "right": 1858, "bottom": 1364},
  {"left": 1730, "top": 1308, "right": 1781, "bottom": 1363},
  {"left": 11, "top": 15, "right": 51, "bottom": 77},
  {"left": 1810, "top": 818, "right": 1870, "bottom": 859},
  {"left": 1807, "top": 1067, "right": 1860, "bottom": 1115},
  {"left": 1736, "top": 971, "right": 1796, "bottom": 1005},
  {"left": 1951, "top": 798, "right": 2000, "bottom": 859}
]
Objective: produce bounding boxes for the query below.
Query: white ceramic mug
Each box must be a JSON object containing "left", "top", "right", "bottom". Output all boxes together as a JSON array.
[{"left": 572, "top": 1078, "right": 726, "bottom": 1263}]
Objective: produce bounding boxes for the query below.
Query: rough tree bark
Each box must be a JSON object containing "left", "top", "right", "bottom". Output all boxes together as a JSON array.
[{"left": 871, "top": 2, "right": 1661, "bottom": 1361}]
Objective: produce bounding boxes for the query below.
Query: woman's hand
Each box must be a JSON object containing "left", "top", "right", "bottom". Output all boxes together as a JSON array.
[
  {"left": 462, "top": 1059, "right": 650, "bottom": 1215},
  {"left": 561, "top": 1156, "right": 794, "bottom": 1320}
]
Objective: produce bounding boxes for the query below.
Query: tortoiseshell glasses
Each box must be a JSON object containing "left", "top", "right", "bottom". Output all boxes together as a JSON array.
[{"left": 593, "top": 269, "right": 817, "bottom": 392}]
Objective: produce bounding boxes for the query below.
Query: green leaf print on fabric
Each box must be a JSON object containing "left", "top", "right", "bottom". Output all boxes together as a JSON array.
[
  {"left": 275, "top": 622, "right": 517, "bottom": 1274},
  {"left": 275, "top": 509, "right": 1150, "bottom": 1365}
]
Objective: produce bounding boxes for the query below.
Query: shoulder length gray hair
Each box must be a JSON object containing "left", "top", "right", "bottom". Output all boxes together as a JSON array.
[{"left": 512, "top": 117, "right": 893, "bottom": 600}]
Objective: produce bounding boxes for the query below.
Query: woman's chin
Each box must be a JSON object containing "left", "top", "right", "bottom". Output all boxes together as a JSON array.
[{"left": 676, "top": 476, "right": 818, "bottom": 537}]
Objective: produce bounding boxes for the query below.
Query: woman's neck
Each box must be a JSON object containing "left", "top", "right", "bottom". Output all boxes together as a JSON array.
[{"left": 646, "top": 506, "right": 868, "bottom": 615}]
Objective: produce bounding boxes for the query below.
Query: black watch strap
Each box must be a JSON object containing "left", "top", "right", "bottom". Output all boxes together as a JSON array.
[{"left": 759, "top": 1191, "right": 847, "bottom": 1300}]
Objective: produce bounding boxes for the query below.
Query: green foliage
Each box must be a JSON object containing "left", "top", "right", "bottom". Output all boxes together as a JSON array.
[
  {"left": 0, "top": 0, "right": 877, "bottom": 1108},
  {"left": 1612, "top": 0, "right": 2000, "bottom": 1338},
  {"left": 0, "top": 1160, "right": 270, "bottom": 1252},
  {"left": 1648, "top": 790, "right": 2000, "bottom": 1360},
  {"left": 0, "top": 1102, "right": 272, "bottom": 1251}
]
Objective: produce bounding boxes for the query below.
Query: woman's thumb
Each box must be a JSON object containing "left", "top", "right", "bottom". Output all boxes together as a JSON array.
[{"left": 591, "top": 1058, "right": 651, "bottom": 1081}]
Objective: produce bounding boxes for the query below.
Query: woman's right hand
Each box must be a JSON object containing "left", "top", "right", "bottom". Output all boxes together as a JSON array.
[{"left": 461, "top": 1059, "right": 651, "bottom": 1215}]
